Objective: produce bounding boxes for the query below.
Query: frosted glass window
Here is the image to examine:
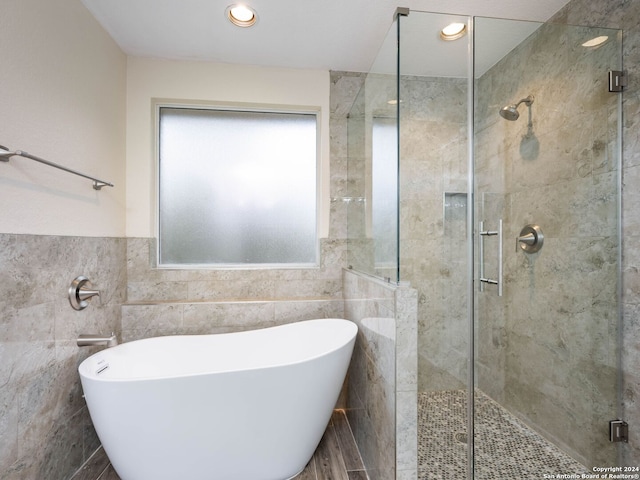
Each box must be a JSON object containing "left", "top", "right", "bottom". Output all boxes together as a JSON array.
[{"left": 158, "top": 107, "right": 318, "bottom": 266}]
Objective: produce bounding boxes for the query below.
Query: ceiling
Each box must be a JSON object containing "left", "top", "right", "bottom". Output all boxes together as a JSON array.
[{"left": 81, "top": 0, "right": 572, "bottom": 73}]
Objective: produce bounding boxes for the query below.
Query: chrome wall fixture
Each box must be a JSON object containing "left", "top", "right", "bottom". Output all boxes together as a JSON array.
[
  {"left": 77, "top": 332, "right": 118, "bottom": 348},
  {"left": 69, "top": 276, "right": 101, "bottom": 310},
  {"left": 0, "top": 145, "right": 114, "bottom": 190},
  {"left": 499, "top": 95, "right": 534, "bottom": 121},
  {"left": 479, "top": 220, "right": 503, "bottom": 296},
  {"left": 517, "top": 224, "right": 544, "bottom": 253}
]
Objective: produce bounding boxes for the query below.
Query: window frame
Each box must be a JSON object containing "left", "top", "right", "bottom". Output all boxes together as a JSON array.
[{"left": 154, "top": 101, "right": 321, "bottom": 270}]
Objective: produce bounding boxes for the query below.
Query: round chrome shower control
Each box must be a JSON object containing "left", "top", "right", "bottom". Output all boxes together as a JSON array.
[{"left": 517, "top": 224, "right": 543, "bottom": 253}]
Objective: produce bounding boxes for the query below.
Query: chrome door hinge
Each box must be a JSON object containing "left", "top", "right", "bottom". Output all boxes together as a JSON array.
[
  {"left": 609, "top": 70, "right": 627, "bottom": 92},
  {"left": 609, "top": 419, "right": 629, "bottom": 442}
]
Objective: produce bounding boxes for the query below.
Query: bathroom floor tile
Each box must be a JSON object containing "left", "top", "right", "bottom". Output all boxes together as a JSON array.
[
  {"left": 71, "top": 447, "right": 110, "bottom": 480},
  {"left": 418, "top": 390, "right": 590, "bottom": 480},
  {"left": 97, "top": 465, "right": 121, "bottom": 480},
  {"left": 332, "top": 410, "right": 365, "bottom": 471}
]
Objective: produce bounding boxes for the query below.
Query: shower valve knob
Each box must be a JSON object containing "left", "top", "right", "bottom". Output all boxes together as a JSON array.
[
  {"left": 517, "top": 224, "right": 543, "bottom": 253},
  {"left": 69, "top": 276, "right": 101, "bottom": 310}
]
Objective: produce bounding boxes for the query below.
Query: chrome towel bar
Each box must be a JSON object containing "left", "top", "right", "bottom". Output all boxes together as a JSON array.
[{"left": 0, "top": 145, "right": 114, "bottom": 190}]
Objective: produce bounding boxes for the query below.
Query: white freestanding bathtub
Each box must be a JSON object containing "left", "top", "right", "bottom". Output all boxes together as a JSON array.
[{"left": 78, "top": 318, "right": 357, "bottom": 480}]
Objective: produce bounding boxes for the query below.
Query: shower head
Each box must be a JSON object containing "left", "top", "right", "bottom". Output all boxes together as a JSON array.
[
  {"left": 499, "top": 104, "right": 520, "bottom": 121},
  {"left": 499, "top": 95, "right": 534, "bottom": 121}
]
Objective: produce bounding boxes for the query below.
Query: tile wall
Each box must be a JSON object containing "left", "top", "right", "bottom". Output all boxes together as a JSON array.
[
  {"left": 332, "top": 70, "right": 419, "bottom": 480},
  {"left": 122, "top": 238, "right": 345, "bottom": 341},
  {"left": 397, "top": 75, "right": 469, "bottom": 393},
  {"left": 475, "top": 18, "right": 621, "bottom": 467},
  {"left": 343, "top": 269, "right": 417, "bottom": 480},
  {"left": 552, "top": 0, "right": 640, "bottom": 465},
  {"left": 0, "top": 234, "right": 126, "bottom": 480}
]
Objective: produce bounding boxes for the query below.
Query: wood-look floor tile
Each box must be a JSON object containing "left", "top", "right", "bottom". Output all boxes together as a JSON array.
[
  {"left": 97, "top": 465, "right": 121, "bottom": 480},
  {"left": 315, "top": 424, "right": 349, "bottom": 480},
  {"left": 295, "top": 456, "right": 318, "bottom": 480},
  {"left": 71, "top": 448, "right": 110, "bottom": 480},
  {"left": 331, "top": 410, "right": 364, "bottom": 472},
  {"left": 347, "top": 471, "right": 368, "bottom": 480}
]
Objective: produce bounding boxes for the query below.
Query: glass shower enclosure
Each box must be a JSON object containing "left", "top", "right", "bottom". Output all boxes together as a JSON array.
[{"left": 346, "top": 10, "right": 622, "bottom": 480}]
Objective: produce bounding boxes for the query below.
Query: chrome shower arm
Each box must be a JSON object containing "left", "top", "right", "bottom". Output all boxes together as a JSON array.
[{"left": 515, "top": 95, "right": 534, "bottom": 108}]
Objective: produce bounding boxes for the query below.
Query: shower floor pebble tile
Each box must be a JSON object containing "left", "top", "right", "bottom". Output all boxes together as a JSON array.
[
  {"left": 418, "top": 390, "right": 590, "bottom": 480},
  {"left": 72, "top": 410, "right": 367, "bottom": 480}
]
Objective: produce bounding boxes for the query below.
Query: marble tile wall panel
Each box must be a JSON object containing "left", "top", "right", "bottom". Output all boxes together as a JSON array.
[
  {"left": 395, "top": 286, "right": 418, "bottom": 480},
  {"left": 397, "top": 76, "right": 470, "bottom": 394},
  {"left": 474, "top": 13, "right": 625, "bottom": 468},
  {"left": 123, "top": 233, "right": 348, "bottom": 344},
  {"left": 340, "top": 68, "right": 469, "bottom": 396},
  {"left": 551, "top": 0, "right": 640, "bottom": 466},
  {"left": 343, "top": 269, "right": 418, "bottom": 480},
  {"left": 0, "top": 234, "right": 126, "bottom": 480},
  {"left": 126, "top": 237, "right": 347, "bottom": 304},
  {"left": 344, "top": 269, "right": 397, "bottom": 480},
  {"left": 121, "top": 299, "right": 344, "bottom": 341}
]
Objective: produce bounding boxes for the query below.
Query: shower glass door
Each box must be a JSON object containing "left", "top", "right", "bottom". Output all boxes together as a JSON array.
[
  {"left": 473, "top": 17, "right": 622, "bottom": 477},
  {"left": 396, "top": 10, "right": 473, "bottom": 480},
  {"left": 396, "top": 12, "right": 623, "bottom": 480},
  {"left": 358, "top": 10, "right": 622, "bottom": 479}
]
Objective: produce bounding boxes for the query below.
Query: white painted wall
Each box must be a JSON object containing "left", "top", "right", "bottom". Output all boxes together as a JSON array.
[
  {"left": 0, "top": 1, "right": 330, "bottom": 240},
  {"left": 126, "top": 58, "right": 331, "bottom": 238},
  {"left": 0, "top": 0, "right": 127, "bottom": 237}
]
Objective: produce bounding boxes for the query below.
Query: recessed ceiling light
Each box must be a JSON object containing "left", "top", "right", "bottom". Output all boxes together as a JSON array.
[
  {"left": 582, "top": 35, "right": 608, "bottom": 48},
  {"left": 440, "top": 23, "right": 466, "bottom": 41},
  {"left": 226, "top": 4, "right": 258, "bottom": 28}
]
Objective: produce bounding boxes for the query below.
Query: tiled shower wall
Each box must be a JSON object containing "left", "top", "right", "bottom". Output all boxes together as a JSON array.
[
  {"left": 337, "top": 64, "right": 469, "bottom": 394},
  {"left": 397, "top": 75, "right": 469, "bottom": 392},
  {"left": 474, "top": 20, "right": 620, "bottom": 467},
  {"left": 0, "top": 234, "right": 126, "bottom": 480},
  {"left": 552, "top": 0, "right": 640, "bottom": 465}
]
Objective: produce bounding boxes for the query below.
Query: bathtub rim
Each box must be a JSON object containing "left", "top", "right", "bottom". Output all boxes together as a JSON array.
[{"left": 78, "top": 318, "right": 357, "bottom": 383}]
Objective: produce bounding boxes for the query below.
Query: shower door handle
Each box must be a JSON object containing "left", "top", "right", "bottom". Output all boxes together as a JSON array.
[
  {"left": 498, "top": 219, "right": 503, "bottom": 296},
  {"left": 479, "top": 219, "right": 503, "bottom": 297}
]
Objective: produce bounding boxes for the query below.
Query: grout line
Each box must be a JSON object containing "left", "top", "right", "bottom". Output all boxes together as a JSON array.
[
  {"left": 95, "top": 464, "right": 110, "bottom": 480},
  {"left": 333, "top": 409, "right": 366, "bottom": 473},
  {"left": 70, "top": 446, "right": 110, "bottom": 480}
]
